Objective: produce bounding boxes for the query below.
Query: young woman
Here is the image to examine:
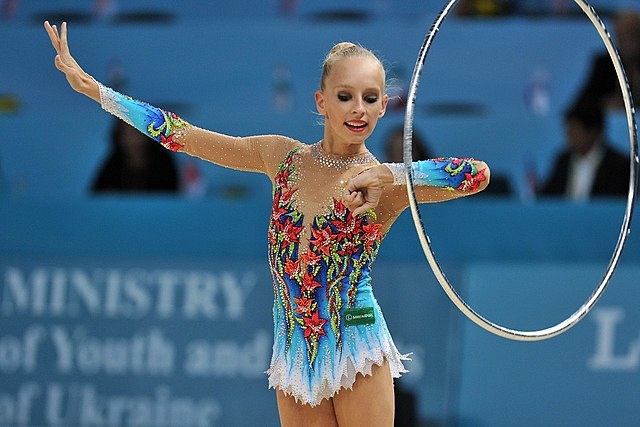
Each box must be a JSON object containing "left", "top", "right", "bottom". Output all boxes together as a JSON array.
[{"left": 45, "top": 21, "right": 490, "bottom": 427}]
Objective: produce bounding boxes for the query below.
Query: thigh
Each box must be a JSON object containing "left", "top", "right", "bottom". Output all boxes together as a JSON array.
[
  {"left": 276, "top": 389, "right": 339, "bottom": 427},
  {"left": 332, "top": 360, "right": 395, "bottom": 427}
]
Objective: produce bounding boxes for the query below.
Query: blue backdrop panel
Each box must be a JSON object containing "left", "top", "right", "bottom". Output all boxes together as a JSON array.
[
  {"left": 0, "top": 256, "right": 278, "bottom": 426},
  {"left": 2, "top": 199, "right": 639, "bottom": 425},
  {"left": 457, "top": 263, "right": 640, "bottom": 427},
  {"left": 0, "top": 256, "right": 462, "bottom": 426}
]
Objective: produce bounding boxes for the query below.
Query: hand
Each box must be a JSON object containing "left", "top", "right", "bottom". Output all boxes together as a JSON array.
[
  {"left": 44, "top": 21, "right": 100, "bottom": 101},
  {"left": 343, "top": 165, "right": 394, "bottom": 216}
]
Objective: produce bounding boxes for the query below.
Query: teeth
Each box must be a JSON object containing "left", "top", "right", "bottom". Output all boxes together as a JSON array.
[{"left": 346, "top": 121, "right": 366, "bottom": 127}]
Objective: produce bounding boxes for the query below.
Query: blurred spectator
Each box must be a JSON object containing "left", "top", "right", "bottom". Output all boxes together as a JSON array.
[
  {"left": 384, "top": 125, "right": 511, "bottom": 196},
  {"left": 539, "top": 101, "right": 629, "bottom": 200},
  {"left": 384, "top": 126, "right": 433, "bottom": 162},
  {"left": 93, "top": 0, "right": 117, "bottom": 21},
  {"left": 1, "top": 0, "right": 19, "bottom": 20},
  {"left": 91, "top": 119, "right": 180, "bottom": 194},
  {"left": 279, "top": 0, "right": 297, "bottom": 15},
  {"left": 571, "top": 9, "right": 640, "bottom": 110},
  {"left": 394, "top": 381, "right": 417, "bottom": 427}
]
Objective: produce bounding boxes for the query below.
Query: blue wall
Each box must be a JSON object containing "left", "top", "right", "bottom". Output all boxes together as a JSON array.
[{"left": 2, "top": 198, "right": 639, "bottom": 425}]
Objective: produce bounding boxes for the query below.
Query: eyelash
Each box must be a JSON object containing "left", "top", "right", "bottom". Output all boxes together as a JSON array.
[{"left": 337, "top": 94, "right": 379, "bottom": 104}]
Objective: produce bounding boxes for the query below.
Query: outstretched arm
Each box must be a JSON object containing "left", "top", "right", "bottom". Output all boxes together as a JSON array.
[{"left": 44, "top": 21, "right": 297, "bottom": 174}]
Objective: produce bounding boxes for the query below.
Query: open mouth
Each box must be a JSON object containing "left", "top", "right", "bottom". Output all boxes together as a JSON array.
[{"left": 345, "top": 121, "right": 367, "bottom": 132}]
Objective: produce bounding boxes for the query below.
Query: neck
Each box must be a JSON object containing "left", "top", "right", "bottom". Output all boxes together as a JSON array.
[{"left": 321, "top": 135, "right": 368, "bottom": 156}]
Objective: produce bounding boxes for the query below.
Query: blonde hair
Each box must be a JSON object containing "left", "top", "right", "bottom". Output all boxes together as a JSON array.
[{"left": 320, "top": 42, "right": 386, "bottom": 91}]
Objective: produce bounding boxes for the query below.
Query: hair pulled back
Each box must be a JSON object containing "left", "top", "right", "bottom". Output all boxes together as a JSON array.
[{"left": 320, "top": 42, "right": 386, "bottom": 91}]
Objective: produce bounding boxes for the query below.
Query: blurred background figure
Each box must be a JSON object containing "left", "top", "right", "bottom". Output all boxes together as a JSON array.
[
  {"left": 384, "top": 125, "right": 433, "bottom": 162},
  {"left": 539, "top": 101, "right": 630, "bottom": 200},
  {"left": 571, "top": 9, "right": 640, "bottom": 111},
  {"left": 455, "top": 0, "right": 515, "bottom": 17},
  {"left": 384, "top": 125, "right": 512, "bottom": 197},
  {"left": 1, "top": 0, "right": 19, "bottom": 20},
  {"left": 91, "top": 119, "right": 180, "bottom": 194},
  {"left": 272, "top": 61, "right": 294, "bottom": 113},
  {"left": 93, "top": 0, "right": 117, "bottom": 22}
]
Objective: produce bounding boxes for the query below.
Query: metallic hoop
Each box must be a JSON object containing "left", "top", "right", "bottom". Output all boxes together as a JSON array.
[{"left": 403, "top": 0, "right": 639, "bottom": 341}]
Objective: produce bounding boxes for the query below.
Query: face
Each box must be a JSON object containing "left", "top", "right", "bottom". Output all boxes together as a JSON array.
[{"left": 315, "top": 56, "right": 388, "bottom": 149}]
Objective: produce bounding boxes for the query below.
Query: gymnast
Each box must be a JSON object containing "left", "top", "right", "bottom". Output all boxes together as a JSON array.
[{"left": 45, "top": 21, "right": 489, "bottom": 427}]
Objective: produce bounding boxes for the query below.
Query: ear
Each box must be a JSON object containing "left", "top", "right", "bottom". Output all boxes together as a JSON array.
[
  {"left": 314, "top": 90, "right": 326, "bottom": 115},
  {"left": 378, "top": 94, "right": 389, "bottom": 118}
]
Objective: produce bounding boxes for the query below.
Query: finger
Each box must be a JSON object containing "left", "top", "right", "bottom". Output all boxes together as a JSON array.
[
  {"left": 341, "top": 194, "right": 355, "bottom": 209},
  {"left": 54, "top": 55, "right": 73, "bottom": 73},
  {"left": 352, "top": 202, "right": 373, "bottom": 217},
  {"left": 351, "top": 191, "right": 364, "bottom": 205},
  {"left": 344, "top": 192, "right": 364, "bottom": 211},
  {"left": 60, "top": 22, "right": 71, "bottom": 55},
  {"left": 342, "top": 191, "right": 355, "bottom": 204},
  {"left": 346, "top": 178, "right": 361, "bottom": 193},
  {"left": 44, "top": 21, "right": 61, "bottom": 53}
]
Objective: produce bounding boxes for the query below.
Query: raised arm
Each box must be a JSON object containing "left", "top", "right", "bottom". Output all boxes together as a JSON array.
[
  {"left": 44, "top": 21, "right": 297, "bottom": 175},
  {"left": 44, "top": 21, "right": 100, "bottom": 102}
]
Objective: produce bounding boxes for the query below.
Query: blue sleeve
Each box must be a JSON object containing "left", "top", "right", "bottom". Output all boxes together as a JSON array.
[
  {"left": 98, "top": 83, "right": 191, "bottom": 152},
  {"left": 385, "top": 158, "right": 487, "bottom": 192}
]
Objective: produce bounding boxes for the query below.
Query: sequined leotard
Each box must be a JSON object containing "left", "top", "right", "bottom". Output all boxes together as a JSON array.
[
  {"left": 96, "top": 83, "right": 487, "bottom": 406},
  {"left": 265, "top": 145, "right": 408, "bottom": 405}
]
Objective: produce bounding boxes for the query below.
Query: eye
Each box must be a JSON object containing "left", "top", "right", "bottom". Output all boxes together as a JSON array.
[
  {"left": 364, "top": 95, "right": 378, "bottom": 104},
  {"left": 338, "top": 93, "right": 351, "bottom": 102}
]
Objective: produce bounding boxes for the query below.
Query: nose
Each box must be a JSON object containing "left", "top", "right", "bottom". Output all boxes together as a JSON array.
[{"left": 352, "top": 99, "right": 365, "bottom": 115}]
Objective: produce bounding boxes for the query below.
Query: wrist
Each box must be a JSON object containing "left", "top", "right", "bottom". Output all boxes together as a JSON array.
[
  {"left": 376, "top": 164, "right": 396, "bottom": 185},
  {"left": 78, "top": 72, "right": 100, "bottom": 102},
  {"left": 381, "top": 163, "right": 405, "bottom": 185}
]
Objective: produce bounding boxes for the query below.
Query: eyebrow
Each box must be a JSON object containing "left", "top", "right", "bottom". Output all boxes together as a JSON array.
[{"left": 334, "top": 85, "right": 381, "bottom": 92}]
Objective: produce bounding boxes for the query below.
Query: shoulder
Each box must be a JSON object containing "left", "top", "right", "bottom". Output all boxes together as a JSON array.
[
  {"left": 256, "top": 135, "right": 306, "bottom": 177},
  {"left": 602, "top": 144, "right": 630, "bottom": 165}
]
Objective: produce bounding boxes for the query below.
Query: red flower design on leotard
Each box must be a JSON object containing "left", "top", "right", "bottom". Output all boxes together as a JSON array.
[
  {"left": 458, "top": 168, "right": 486, "bottom": 192},
  {"left": 301, "top": 271, "right": 322, "bottom": 293},
  {"left": 294, "top": 296, "right": 315, "bottom": 316},
  {"left": 309, "top": 227, "right": 333, "bottom": 256},
  {"left": 303, "top": 311, "right": 327, "bottom": 338},
  {"left": 268, "top": 147, "right": 383, "bottom": 369},
  {"left": 160, "top": 134, "right": 183, "bottom": 152},
  {"left": 284, "top": 258, "right": 302, "bottom": 278}
]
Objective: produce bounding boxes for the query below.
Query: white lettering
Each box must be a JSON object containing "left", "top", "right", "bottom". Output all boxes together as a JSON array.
[
  {"left": 45, "top": 382, "right": 74, "bottom": 425},
  {"left": 123, "top": 269, "right": 152, "bottom": 317},
  {"left": 46, "top": 383, "right": 220, "bottom": 427},
  {"left": 183, "top": 272, "right": 219, "bottom": 319},
  {"left": 184, "top": 331, "right": 270, "bottom": 378},
  {"left": 2, "top": 266, "right": 259, "bottom": 320},
  {"left": 155, "top": 270, "right": 181, "bottom": 318},
  {"left": 221, "top": 271, "right": 256, "bottom": 320},
  {"left": 2, "top": 267, "right": 48, "bottom": 315},
  {"left": 51, "top": 326, "right": 175, "bottom": 376},
  {"left": 588, "top": 307, "right": 640, "bottom": 371},
  {"left": 0, "top": 382, "right": 40, "bottom": 425},
  {"left": 0, "top": 326, "right": 45, "bottom": 374}
]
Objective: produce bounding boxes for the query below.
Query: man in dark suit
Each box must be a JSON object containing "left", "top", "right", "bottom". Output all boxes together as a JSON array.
[
  {"left": 572, "top": 9, "right": 640, "bottom": 111},
  {"left": 539, "top": 102, "right": 630, "bottom": 200}
]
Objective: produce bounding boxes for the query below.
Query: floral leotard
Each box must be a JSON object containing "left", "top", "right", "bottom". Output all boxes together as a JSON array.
[
  {"left": 266, "top": 146, "right": 408, "bottom": 405},
  {"left": 96, "top": 83, "right": 487, "bottom": 406}
]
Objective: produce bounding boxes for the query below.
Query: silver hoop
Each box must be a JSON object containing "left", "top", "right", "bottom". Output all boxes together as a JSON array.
[{"left": 403, "top": 0, "right": 639, "bottom": 341}]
